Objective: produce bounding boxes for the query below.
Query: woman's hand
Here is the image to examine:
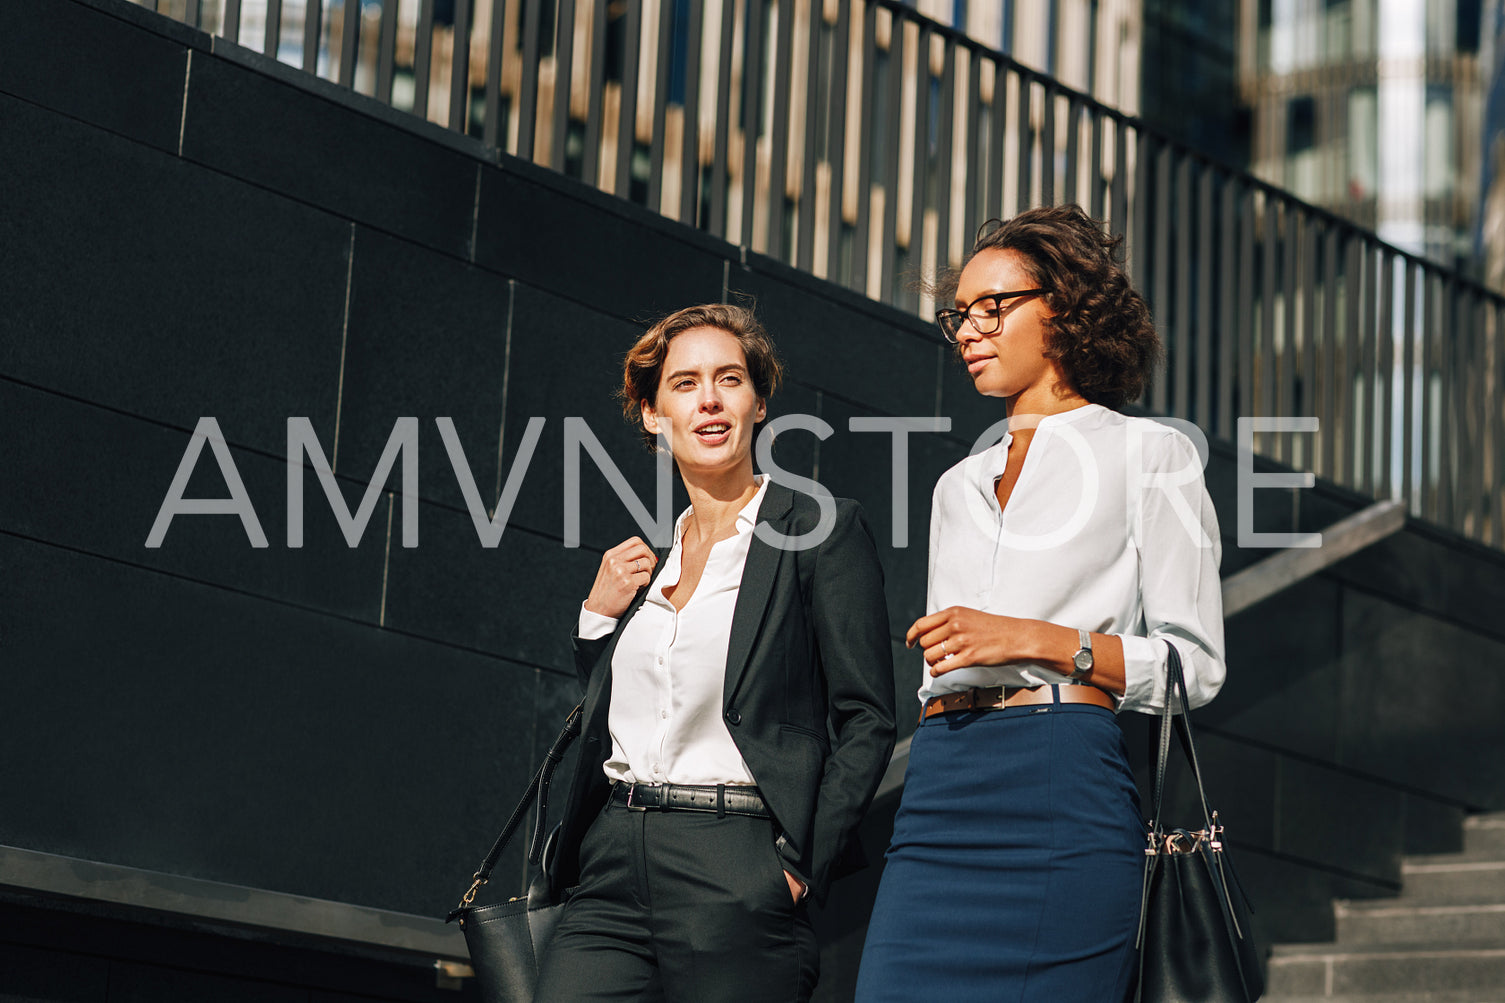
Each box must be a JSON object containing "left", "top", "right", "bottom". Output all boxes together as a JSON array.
[
  {"left": 582, "top": 537, "right": 658, "bottom": 620},
  {"left": 906, "top": 606, "right": 1033, "bottom": 677},
  {"left": 783, "top": 870, "right": 806, "bottom": 905}
]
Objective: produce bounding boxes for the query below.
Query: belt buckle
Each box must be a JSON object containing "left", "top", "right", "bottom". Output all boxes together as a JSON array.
[{"left": 624, "top": 783, "right": 643, "bottom": 810}]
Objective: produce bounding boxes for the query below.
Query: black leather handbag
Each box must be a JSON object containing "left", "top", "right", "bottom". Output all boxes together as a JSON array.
[
  {"left": 447, "top": 705, "right": 581, "bottom": 1003},
  {"left": 1135, "top": 646, "right": 1264, "bottom": 1002}
]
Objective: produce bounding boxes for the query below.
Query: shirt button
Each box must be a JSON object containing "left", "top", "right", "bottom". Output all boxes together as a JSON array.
[
  {"left": 660, "top": 710, "right": 669, "bottom": 720},
  {"left": 657, "top": 656, "right": 665, "bottom": 666}
]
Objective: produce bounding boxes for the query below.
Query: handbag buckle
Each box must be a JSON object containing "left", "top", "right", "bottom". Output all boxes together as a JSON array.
[
  {"left": 461, "top": 873, "right": 487, "bottom": 908},
  {"left": 1208, "top": 810, "right": 1224, "bottom": 851}
]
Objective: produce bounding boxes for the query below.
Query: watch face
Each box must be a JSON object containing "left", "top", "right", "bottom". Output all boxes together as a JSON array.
[{"left": 1074, "top": 650, "right": 1093, "bottom": 672}]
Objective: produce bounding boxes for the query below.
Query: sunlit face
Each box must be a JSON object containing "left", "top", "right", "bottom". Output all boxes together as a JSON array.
[
  {"left": 641, "top": 326, "right": 766, "bottom": 474},
  {"left": 951, "top": 248, "right": 1063, "bottom": 402}
]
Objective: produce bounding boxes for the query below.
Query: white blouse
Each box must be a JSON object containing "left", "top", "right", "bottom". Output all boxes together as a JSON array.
[
  {"left": 920, "top": 404, "right": 1225, "bottom": 713},
  {"left": 577, "top": 476, "right": 770, "bottom": 785}
]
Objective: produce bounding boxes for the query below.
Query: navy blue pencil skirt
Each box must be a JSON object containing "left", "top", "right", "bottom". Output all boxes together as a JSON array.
[{"left": 855, "top": 698, "right": 1143, "bottom": 1002}]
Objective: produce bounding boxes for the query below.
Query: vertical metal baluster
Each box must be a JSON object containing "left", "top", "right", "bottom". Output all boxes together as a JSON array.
[
  {"left": 1130, "top": 130, "right": 1150, "bottom": 295},
  {"left": 614, "top": 0, "right": 642, "bottom": 198},
  {"left": 1300, "top": 212, "right": 1319, "bottom": 469},
  {"left": 1040, "top": 86, "right": 1055, "bottom": 206},
  {"left": 739, "top": 0, "right": 766, "bottom": 248},
  {"left": 1422, "top": 270, "right": 1439, "bottom": 520},
  {"left": 1319, "top": 229, "right": 1340, "bottom": 482},
  {"left": 794, "top": 0, "right": 823, "bottom": 268},
  {"left": 482, "top": 0, "right": 508, "bottom": 148},
  {"left": 1110, "top": 118, "right": 1127, "bottom": 239},
  {"left": 905, "top": 24, "right": 931, "bottom": 315},
  {"left": 1173, "top": 156, "right": 1192, "bottom": 421},
  {"left": 1259, "top": 198, "right": 1277, "bottom": 446},
  {"left": 985, "top": 63, "right": 1005, "bottom": 222},
  {"left": 581, "top": 0, "right": 609, "bottom": 184},
  {"left": 962, "top": 45, "right": 982, "bottom": 246},
  {"left": 1492, "top": 301, "right": 1505, "bottom": 544},
  {"left": 764, "top": 0, "right": 796, "bottom": 258},
  {"left": 1195, "top": 164, "right": 1214, "bottom": 431},
  {"left": 1375, "top": 251, "right": 1394, "bottom": 499},
  {"left": 517, "top": 0, "right": 543, "bottom": 161},
  {"left": 1063, "top": 97, "right": 1079, "bottom": 206},
  {"left": 1437, "top": 277, "right": 1457, "bottom": 526},
  {"left": 1216, "top": 175, "right": 1236, "bottom": 441},
  {"left": 708, "top": 0, "right": 736, "bottom": 239},
  {"left": 449, "top": 0, "right": 474, "bottom": 131},
  {"left": 223, "top": 0, "right": 241, "bottom": 43},
  {"left": 550, "top": 0, "right": 578, "bottom": 175},
  {"left": 185, "top": 0, "right": 200, "bottom": 29},
  {"left": 822, "top": 0, "right": 850, "bottom": 278},
  {"left": 933, "top": 35, "right": 954, "bottom": 285},
  {"left": 377, "top": 0, "right": 400, "bottom": 106},
  {"left": 1237, "top": 189, "right": 1255, "bottom": 442},
  {"left": 1015, "top": 72, "right": 1032, "bottom": 213},
  {"left": 338, "top": 0, "right": 362, "bottom": 88},
  {"left": 304, "top": 0, "right": 324, "bottom": 74},
  {"left": 1149, "top": 141, "right": 1170, "bottom": 413},
  {"left": 1088, "top": 110, "right": 1104, "bottom": 220},
  {"left": 678, "top": 0, "right": 706, "bottom": 227},
  {"left": 646, "top": 0, "right": 677, "bottom": 208},
  {"left": 1348, "top": 234, "right": 1372, "bottom": 484},
  {"left": 414, "top": 0, "right": 436, "bottom": 122},
  {"left": 847, "top": 4, "right": 875, "bottom": 292},
  {"left": 265, "top": 0, "right": 283, "bottom": 60},
  {"left": 1358, "top": 240, "right": 1378, "bottom": 494},
  {"left": 878, "top": 16, "right": 906, "bottom": 303},
  {"left": 1279, "top": 204, "right": 1299, "bottom": 463},
  {"left": 1401, "top": 259, "right": 1418, "bottom": 512}
]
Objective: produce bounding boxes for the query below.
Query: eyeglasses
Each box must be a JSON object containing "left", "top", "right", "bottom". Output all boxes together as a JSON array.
[{"left": 935, "top": 288, "right": 1049, "bottom": 343}]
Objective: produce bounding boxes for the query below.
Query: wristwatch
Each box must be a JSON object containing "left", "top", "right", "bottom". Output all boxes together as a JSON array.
[{"left": 1069, "top": 628, "right": 1094, "bottom": 680}]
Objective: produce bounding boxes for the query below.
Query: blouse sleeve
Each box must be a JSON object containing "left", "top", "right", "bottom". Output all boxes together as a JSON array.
[{"left": 1117, "top": 427, "right": 1226, "bottom": 713}]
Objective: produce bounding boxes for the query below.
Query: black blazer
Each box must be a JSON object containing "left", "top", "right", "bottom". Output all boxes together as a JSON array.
[{"left": 548, "top": 482, "right": 897, "bottom": 904}]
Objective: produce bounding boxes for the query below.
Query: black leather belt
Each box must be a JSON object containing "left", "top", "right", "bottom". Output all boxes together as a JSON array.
[{"left": 610, "top": 782, "right": 771, "bottom": 819}]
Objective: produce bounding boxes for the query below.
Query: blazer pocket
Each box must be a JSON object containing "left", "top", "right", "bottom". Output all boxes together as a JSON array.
[{"left": 779, "top": 723, "right": 830, "bottom": 751}]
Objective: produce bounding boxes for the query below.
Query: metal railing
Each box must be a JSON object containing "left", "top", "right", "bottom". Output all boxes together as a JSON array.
[{"left": 140, "top": 0, "right": 1505, "bottom": 547}]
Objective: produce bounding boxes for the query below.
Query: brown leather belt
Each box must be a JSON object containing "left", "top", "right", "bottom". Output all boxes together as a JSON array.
[{"left": 920, "top": 684, "right": 1116, "bottom": 723}]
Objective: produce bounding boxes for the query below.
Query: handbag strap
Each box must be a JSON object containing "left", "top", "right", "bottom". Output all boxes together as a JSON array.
[
  {"left": 446, "top": 703, "right": 582, "bottom": 922},
  {"left": 1146, "top": 643, "right": 1216, "bottom": 839}
]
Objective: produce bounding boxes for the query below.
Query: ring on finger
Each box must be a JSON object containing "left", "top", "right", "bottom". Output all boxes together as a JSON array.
[
  {"left": 634, "top": 559, "right": 642, "bottom": 573},
  {"left": 941, "top": 640, "right": 952, "bottom": 660}
]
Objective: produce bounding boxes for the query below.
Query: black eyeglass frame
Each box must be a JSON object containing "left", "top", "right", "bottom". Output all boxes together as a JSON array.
[{"left": 935, "top": 288, "right": 1049, "bottom": 343}]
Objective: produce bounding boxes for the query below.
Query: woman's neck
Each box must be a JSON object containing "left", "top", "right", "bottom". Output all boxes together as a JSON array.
[{"left": 680, "top": 465, "right": 761, "bottom": 546}]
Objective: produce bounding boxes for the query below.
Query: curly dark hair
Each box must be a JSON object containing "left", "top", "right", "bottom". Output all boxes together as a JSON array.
[
  {"left": 952, "top": 204, "right": 1160, "bottom": 409},
  {"left": 620, "top": 303, "right": 783, "bottom": 450}
]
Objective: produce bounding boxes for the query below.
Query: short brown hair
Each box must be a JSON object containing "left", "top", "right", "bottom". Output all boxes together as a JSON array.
[
  {"left": 958, "top": 204, "right": 1161, "bottom": 409},
  {"left": 620, "top": 303, "right": 784, "bottom": 449}
]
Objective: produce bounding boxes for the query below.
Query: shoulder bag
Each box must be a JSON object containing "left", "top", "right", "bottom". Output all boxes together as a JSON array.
[
  {"left": 1135, "top": 645, "right": 1264, "bottom": 1002},
  {"left": 446, "top": 704, "right": 581, "bottom": 1003}
]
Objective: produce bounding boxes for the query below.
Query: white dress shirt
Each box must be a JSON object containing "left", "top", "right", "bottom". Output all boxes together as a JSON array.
[
  {"left": 921, "top": 403, "right": 1225, "bottom": 712},
  {"left": 577, "top": 476, "right": 770, "bottom": 785}
]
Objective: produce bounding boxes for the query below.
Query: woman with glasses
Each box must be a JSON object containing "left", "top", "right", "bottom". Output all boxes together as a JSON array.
[
  {"left": 535, "top": 303, "right": 896, "bottom": 1003},
  {"left": 854, "top": 205, "right": 1226, "bottom": 1002}
]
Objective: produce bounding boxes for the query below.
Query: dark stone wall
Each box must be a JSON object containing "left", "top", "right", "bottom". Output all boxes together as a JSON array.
[{"left": 4, "top": 0, "right": 1505, "bottom": 999}]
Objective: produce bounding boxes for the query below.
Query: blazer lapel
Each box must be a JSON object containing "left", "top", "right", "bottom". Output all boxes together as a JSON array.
[{"left": 723, "top": 481, "right": 794, "bottom": 701}]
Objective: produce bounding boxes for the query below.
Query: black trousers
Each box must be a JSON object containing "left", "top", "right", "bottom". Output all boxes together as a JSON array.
[{"left": 533, "top": 801, "right": 819, "bottom": 1002}]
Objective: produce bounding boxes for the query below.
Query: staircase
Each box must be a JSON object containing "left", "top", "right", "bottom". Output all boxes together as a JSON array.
[{"left": 1264, "top": 814, "right": 1505, "bottom": 1002}]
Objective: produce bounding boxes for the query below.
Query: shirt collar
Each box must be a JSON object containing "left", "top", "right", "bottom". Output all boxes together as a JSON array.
[{"left": 972, "top": 403, "right": 1104, "bottom": 486}]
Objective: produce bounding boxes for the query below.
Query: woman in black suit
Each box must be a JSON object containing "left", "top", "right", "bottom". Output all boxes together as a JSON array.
[{"left": 535, "top": 303, "right": 897, "bottom": 1003}]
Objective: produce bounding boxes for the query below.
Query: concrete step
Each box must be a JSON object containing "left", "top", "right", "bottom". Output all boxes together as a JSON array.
[
  {"left": 1266, "top": 945, "right": 1505, "bottom": 996},
  {"left": 1335, "top": 900, "right": 1505, "bottom": 948},
  {"left": 1264, "top": 987, "right": 1505, "bottom": 993},
  {"left": 1395, "top": 860, "right": 1505, "bottom": 905},
  {"left": 1462, "top": 814, "right": 1505, "bottom": 860}
]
